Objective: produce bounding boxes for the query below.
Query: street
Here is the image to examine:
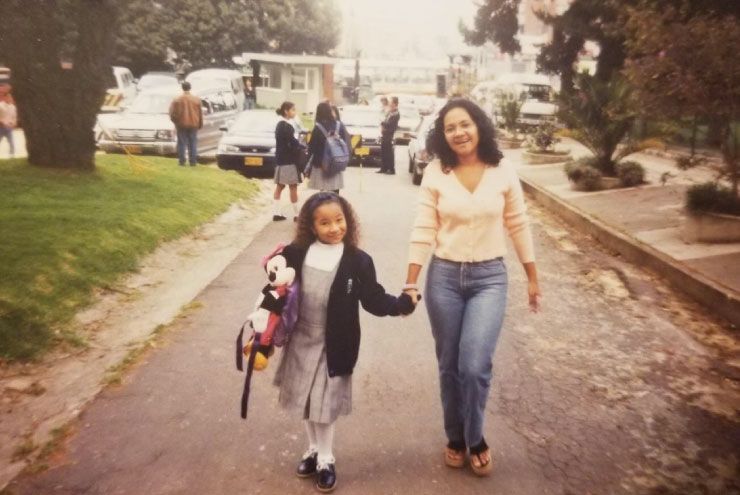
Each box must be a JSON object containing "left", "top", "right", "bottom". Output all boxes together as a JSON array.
[{"left": 6, "top": 147, "right": 739, "bottom": 495}]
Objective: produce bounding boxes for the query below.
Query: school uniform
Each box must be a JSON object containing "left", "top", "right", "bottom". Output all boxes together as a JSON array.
[
  {"left": 307, "top": 120, "right": 350, "bottom": 192},
  {"left": 274, "top": 241, "right": 403, "bottom": 423},
  {"left": 274, "top": 118, "right": 302, "bottom": 185}
]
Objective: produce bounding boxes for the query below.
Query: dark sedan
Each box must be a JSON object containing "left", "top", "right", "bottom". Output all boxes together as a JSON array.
[{"left": 216, "top": 110, "right": 282, "bottom": 177}]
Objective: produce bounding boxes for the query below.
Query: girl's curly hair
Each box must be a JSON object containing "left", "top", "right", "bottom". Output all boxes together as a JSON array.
[
  {"left": 426, "top": 98, "right": 503, "bottom": 168},
  {"left": 293, "top": 192, "right": 360, "bottom": 249}
]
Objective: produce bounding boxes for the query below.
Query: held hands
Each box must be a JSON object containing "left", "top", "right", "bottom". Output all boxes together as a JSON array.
[{"left": 397, "top": 290, "right": 421, "bottom": 316}]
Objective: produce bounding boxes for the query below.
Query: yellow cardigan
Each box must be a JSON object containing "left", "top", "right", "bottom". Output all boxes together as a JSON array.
[{"left": 408, "top": 159, "right": 535, "bottom": 266}]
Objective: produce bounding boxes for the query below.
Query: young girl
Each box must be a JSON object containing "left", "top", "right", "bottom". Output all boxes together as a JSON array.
[
  {"left": 273, "top": 192, "right": 416, "bottom": 493},
  {"left": 273, "top": 101, "right": 304, "bottom": 221}
]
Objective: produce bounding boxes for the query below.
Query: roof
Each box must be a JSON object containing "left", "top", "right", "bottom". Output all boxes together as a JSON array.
[{"left": 241, "top": 52, "right": 338, "bottom": 66}]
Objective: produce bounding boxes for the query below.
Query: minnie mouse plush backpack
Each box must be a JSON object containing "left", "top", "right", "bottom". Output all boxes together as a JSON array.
[{"left": 236, "top": 243, "right": 300, "bottom": 418}]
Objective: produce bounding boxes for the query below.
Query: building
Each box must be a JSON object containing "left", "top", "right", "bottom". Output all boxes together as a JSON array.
[{"left": 240, "top": 53, "right": 338, "bottom": 114}]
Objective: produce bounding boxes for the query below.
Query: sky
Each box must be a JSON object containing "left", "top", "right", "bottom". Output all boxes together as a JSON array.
[{"left": 337, "top": 0, "right": 478, "bottom": 60}]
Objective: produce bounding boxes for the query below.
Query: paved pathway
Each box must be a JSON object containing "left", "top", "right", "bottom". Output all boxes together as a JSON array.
[{"left": 7, "top": 151, "right": 740, "bottom": 494}]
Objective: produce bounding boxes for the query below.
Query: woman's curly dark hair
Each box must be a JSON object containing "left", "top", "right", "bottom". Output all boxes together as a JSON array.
[
  {"left": 293, "top": 192, "right": 360, "bottom": 249},
  {"left": 426, "top": 98, "right": 503, "bottom": 168}
]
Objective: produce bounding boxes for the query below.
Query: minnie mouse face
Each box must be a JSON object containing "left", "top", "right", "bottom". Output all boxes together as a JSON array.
[{"left": 265, "top": 254, "right": 296, "bottom": 287}]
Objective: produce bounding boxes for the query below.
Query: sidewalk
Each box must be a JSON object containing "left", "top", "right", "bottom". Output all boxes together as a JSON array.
[{"left": 512, "top": 138, "right": 740, "bottom": 327}]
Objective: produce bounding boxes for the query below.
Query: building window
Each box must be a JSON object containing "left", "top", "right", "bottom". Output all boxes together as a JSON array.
[
  {"left": 267, "top": 65, "right": 282, "bottom": 89},
  {"left": 307, "top": 69, "right": 315, "bottom": 90},
  {"left": 291, "top": 68, "right": 307, "bottom": 91}
]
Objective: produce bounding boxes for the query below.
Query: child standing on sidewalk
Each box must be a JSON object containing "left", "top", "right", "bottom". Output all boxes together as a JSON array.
[{"left": 273, "top": 191, "right": 417, "bottom": 492}]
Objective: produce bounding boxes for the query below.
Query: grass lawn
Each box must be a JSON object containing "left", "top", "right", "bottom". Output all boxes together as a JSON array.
[{"left": 0, "top": 154, "right": 259, "bottom": 362}]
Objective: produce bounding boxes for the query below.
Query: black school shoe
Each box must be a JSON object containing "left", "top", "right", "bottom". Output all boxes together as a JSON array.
[
  {"left": 273, "top": 214, "right": 287, "bottom": 221},
  {"left": 316, "top": 463, "right": 337, "bottom": 493},
  {"left": 296, "top": 452, "right": 318, "bottom": 478}
]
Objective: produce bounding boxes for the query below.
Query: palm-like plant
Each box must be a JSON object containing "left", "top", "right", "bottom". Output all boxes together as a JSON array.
[{"left": 558, "top": 73, "right": 638, "bottom": 176}]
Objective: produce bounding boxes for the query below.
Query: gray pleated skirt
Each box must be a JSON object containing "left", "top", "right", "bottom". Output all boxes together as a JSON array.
[
  {"left": 308, "top": 166, "right": 344, "bottom": 191},
  {"left": 274, "top": 264, "right": 352, "bottom": 424},
  {"left": 274, "top": 164, "right": 301, "bottom": 185}
]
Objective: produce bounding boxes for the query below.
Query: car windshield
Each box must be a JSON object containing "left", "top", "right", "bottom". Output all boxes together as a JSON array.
[
  {"left": 139, "top": 75, "right": 177, "bottom": 89},
  {"left": 525, "top": 84, "right": 551, "bottom": 102},
  {"left": 341, "top": 110, "right": 380, "bottom": 127},
  {"left": 230, "top": 112, "right": 279, "bottom": 133},
  {"left": 127, "top": 93, "right": 173, "bottom": 114},
  {"left": 189, "top": 77, "right": 229, "bottom": 91}
]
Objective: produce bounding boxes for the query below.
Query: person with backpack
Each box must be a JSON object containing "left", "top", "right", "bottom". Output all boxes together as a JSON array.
[
  {"left": 272, "top": 191, "right": 417, "bottom": 492},
  {"left": 306, "top": 102, "right": 350, "bottom": 194}
]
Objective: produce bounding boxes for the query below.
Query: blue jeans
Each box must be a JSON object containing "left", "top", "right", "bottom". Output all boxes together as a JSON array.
[
  {"left": 0, "top": 127, "right": 14, "bottom": 157},
  {"left": 425, "top": 255, "right": 508, "bottom": 449},
  {"left": 176, "top": 128, "right": 198, "bottom": 165}
]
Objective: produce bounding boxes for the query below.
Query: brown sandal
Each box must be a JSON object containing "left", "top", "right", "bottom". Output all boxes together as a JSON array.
[
  {"left": 444, "top": 440, "right": 466, "bottom": 468},
  {"left": 469, "top": 440, "right": 493, "bottom": 476}
]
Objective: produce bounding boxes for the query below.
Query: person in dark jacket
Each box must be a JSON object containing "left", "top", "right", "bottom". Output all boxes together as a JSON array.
[
  {"left": 273, "top": 101, "right": 305, "bottom": 221},
  {"left": 378, "top": 96, "right": 400, "bottom": 174},
  {"left": 273, "top": 192, "right": 416, "bottom": 493},
  {"left": 306, "top": 101, "right": 350, "bottom": 194}
]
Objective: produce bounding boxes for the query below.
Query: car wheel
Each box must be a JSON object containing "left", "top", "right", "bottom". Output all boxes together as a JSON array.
[{"left": 412, "top": 165, "right": 422, "bottom": 186}]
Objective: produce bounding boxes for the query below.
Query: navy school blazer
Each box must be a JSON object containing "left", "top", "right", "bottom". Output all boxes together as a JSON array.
[{"left": 281, "top": 243, "right": 402, "bottom": 376}]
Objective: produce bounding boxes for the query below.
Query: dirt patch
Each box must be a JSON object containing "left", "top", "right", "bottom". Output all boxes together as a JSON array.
[{"left": 0, "top": 181, "right": 273, "bottom": 489}]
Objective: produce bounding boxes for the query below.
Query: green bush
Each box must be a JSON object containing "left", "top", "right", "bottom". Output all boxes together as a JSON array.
[
  {"left": 497, "top": 93, "right": 522, "bottom": 132},
  {"left": 564, "top": 158, "right": 603, "bottom": 191},
  {"left": 531, "top": 122, "right": 560, "bottom": 152},
  {"left": 676, "top": 155, "right": 706, "bottom": 170},
  {"left": 616, "top": 160, "right": 645, "bottom": 187},
  {"left": 686, "top": 182, "right": 740, "bottom": 215}
]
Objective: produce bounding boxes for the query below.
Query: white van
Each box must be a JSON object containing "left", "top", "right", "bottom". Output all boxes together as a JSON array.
[
  {"left": 100, "top": 66, "right": 138, "bottom": 112},
  {"left": 186, "top": 69, "right": 245, "bottom": 110},
  {"left": 472, "top": 73, "right": 558, "bottom": 127}
]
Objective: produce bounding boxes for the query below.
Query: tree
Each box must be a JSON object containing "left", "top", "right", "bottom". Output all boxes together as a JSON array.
[
  {"left": 624, "top": 2, "right": 740, "bottom": 198},
  {"left": 460, "top": 0, "right": 520, "bottom": 55},
  {"left": 461, "top": 0, "right": 628, "bottom": 94},
  {"left": 111, "top": 0, "right": 170, "bottom": 76},
  {"left": 0, "top": 0, "right": 117, "bottom": 170},
  {"left": 558, "top": 73, "right": 637, "bottom": 176}
]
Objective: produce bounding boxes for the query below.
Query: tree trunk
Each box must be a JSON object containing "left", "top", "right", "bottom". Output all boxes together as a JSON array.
[{"left": 4, "top": 1, "right": 116, "bottom": 170}]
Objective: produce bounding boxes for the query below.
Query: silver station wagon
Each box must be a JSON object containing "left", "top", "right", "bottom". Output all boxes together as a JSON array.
[{"left": 96, "top": 86, "right": 239, "bottom": 156}]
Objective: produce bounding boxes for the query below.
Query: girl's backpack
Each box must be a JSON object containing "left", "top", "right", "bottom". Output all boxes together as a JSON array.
[{"left": 314, "top": 121, "right": 349, "bottom": 175}]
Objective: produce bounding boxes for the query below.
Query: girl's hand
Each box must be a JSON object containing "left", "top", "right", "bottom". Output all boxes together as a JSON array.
[
  {"left": 528, "top": 280, "right": 541, "bottom": 313},
  {"left": 402, "top": 288, "right": 421, "bottom": 305}
]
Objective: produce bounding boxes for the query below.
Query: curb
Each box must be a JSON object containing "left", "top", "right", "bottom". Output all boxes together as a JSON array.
[{"left": 520, "top": 177, "right": 740, "bottom": 327}]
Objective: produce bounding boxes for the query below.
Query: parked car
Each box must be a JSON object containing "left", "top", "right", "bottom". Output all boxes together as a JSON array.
[
  {"left": 339, "top": 105, "right": 383, "bottom": 166},
  {"left": 216, "top": 110, "right": 283, "bottom": 177},
  {"left": 408, "top": 114, "right": 436, "bottom": 185},
  {"left": 395, "top": 104, "right": 423, "bottom": 145},
  {"left": 137, "top": 72, "right": 180, "bottom": 92},
  {"left": 186, "top": 68, "right": 246, "bottom": 110},
  {"left": 96, "top": 86, "right": 239, "bottom": 156}
]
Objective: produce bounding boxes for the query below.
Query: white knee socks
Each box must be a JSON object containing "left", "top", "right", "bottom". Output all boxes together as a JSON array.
[
  {"left": 273, "top": 199, "right": 282, "bottom": 216},
  {"left": 304, "top": 420, "right": 335, "bottom": 466}
]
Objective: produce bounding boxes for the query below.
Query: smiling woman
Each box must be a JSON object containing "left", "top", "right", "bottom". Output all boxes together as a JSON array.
[{"left": 404, "top": 97, "right": 541, "bottom": 477}]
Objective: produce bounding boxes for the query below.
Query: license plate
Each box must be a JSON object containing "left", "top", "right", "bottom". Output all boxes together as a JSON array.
[
  {"left": 244, "top": 156, "right": 263, "bottom": 166},
  {"left": 124, "top": 145, "right": 142, "bottom": 154},
  {"left": 354, "top": 147, "right": 370, "bottom": 157}
]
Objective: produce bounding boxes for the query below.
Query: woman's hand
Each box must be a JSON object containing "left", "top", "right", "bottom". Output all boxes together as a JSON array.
[
  {"left": 528, "top": 280, "right": 541, "bottom": 313},
  {"left": 402, "top": 288, "right": 421, "bottom": 305}
]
